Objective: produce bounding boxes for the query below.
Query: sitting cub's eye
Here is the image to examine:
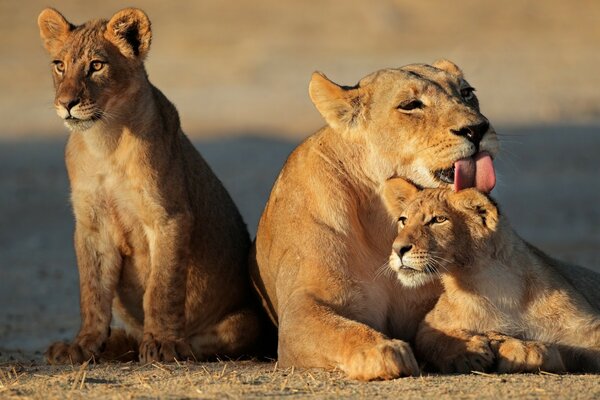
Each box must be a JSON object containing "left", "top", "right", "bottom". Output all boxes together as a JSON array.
[
  {"left": 398, "top": 216, "right": 407, "bottom": 226},
  {"left": 397, "top": 99, "right": 424, "bottom": 111},
  {"left": 52, "top": 60, "right": 65, "bottom": 74},
  {"left": 90, "top": 61, "right": 105, "bottom": 72},
  {"left": 461, "top": 87, "right": 475, "bottom": 100},
  {"left": 431, "top": 216, "right": 448, "bottom": 224}
]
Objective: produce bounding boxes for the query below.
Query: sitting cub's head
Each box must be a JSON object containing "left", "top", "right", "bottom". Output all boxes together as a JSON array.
[
  {"left": 381, "top": 178, "right": 500, "bottom": 287},
  {"left": 37, "top": 8, "right": 152, "bottom": 131},
  {"left": 309, "top": 61, "right": 499, "bottom": 193}
]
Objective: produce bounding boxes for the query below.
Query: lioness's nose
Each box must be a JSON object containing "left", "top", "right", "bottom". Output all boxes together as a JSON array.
[
  {"left": 57, "top": 96, "right": 81, "bottom": 112},
  {"left": 394, "top": 244, "right": 413, "bottom": 257},
  {"left": 451, "top": 120, "right": 489, "bottom": 146}
]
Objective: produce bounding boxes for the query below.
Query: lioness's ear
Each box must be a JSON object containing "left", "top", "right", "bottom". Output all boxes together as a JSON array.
[
  {"left": 432, "top": 59, "right": 464, "bottom": 79},
  {"left": 309, "top": 72, "right": 367, "bottom": 132},
  {"left": 105, "top": 8, "right": 152, "bottom": 60},
  {"left": 451, "top": 189, "right": 499, "bottom": 230},
  {"left": 38, "top": 8, "right": 74, "bottom": 54},
  {"left": 382, "top": 178, "right": 419, "bottom": 218}
]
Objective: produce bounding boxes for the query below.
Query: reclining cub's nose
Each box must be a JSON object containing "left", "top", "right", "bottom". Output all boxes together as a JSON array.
[
  {"left": 451, "top": 120, "right": 489, "bottom": 146},
  {"left": 57, "top": 96, "right": 81, "bottom": 112}
]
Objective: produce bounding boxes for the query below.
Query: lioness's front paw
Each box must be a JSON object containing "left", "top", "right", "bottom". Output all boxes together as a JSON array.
[
  {"left": 344, "top": 339, "right": 419, "bottom": 381},
  {"left": 437, "top": 335, "right": 494, "bottom": 374},
  {"left": 494, "top": 338, "right": 565, "bottom": 373},
  {"left": 139, "top": 335, "right": 194, "bottom": 363},
  {"left": 46, "top": 341, "right": 97, "bottom": 365}
]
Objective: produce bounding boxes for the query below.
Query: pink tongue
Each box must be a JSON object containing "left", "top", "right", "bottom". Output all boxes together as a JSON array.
[{"left": 453, "top": 152, "right": 496, "bottom": 192}]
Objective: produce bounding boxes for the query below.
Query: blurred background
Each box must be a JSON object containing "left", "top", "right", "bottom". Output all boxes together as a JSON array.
[{"left": 1, "top": 0, "right": 600, "bottom": 358}]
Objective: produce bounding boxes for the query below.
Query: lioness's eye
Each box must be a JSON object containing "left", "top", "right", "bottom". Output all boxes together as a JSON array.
[
  {"left": 397, "top": 99, "right": 424, "bottom": 111},
  {"left": 431, "top": 216, "right": 447, "bottom": 224},
  {"left": 90, "top": 61, "right": 105, "bottom": 72},
  {"left": 398, "top": 216, "right": 407, "bottom": 226},
  {"left": 461, "top": 87, "right": 475, "bottom": 100},
  {"left": 53, "top": 61, "right": 65, "bottom": 74}
]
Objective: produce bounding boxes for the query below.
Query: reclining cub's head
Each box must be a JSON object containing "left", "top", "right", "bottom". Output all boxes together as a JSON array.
[
  {"left": 38, "top": 8, "right": 152, "bottom": 131},
  {"left": 381, "top": 178, "right": 500, "bottom": 287},
  {"left": 309, "top": 60, "right": 499, "bottom": 192}
]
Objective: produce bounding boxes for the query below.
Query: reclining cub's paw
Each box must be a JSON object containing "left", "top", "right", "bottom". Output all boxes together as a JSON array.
[
  {"left": 139, "top": 336, "right": 194, "bottom": 363},
  {"left": 438, "top": 335, "right": 494, "bottom": 374},
  {"left": 344, "top": 339, "right": 419, "bottom": 381},
  {"left": 495, "top": 338, "right": 565, "bottom": 373},
  {"left": 46, "top": 341, "right": 96, "bottom": 365}
]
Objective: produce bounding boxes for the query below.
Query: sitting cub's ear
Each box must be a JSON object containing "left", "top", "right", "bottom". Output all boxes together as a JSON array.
[
  {"left": 382, "top": 178, "right": 419, "bottom": 218},
  {"left": 38, "top": 8, "right": 74, "bottom": 54},
  {"left": 451, "top": 189, "right": 499, "bottom": 231},
  {"left": 432, "top": 59, "right": 464, "bottom": 79},
  {"left": 309, "top": 72, "right": 368, "bottom": 133},
  {"left": 105, "top": 8, "right": 152, "bottom": 60}
]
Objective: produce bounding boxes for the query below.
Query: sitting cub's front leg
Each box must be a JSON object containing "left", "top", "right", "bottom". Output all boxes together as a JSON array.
[
  {"left": 47, "top": 223, "right": 122, "bottom": 364},
  {"left": 487, "top": 332, "right": 565, "bottom": 373},
  {"left": 415, "top": 322, "right": 495, "bottom": 373},
  {"left": 139, "top": 214, "right": 194, "bottom": 363}
]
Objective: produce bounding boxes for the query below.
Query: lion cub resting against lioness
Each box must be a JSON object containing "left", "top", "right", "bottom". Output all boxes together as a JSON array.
[{"left": 382, "top": 178, "right": 600, "bottom": 373}]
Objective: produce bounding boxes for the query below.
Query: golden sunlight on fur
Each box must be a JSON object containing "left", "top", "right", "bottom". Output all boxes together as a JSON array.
[
  {"left": 383, "top": 178, "right": 600, "bottom": 373},
  {"left": 251, "top": 60, "right": 500, "bottom": 380},
  {"left": 38, "top": 8, "right": 265, "bottom": 364}
]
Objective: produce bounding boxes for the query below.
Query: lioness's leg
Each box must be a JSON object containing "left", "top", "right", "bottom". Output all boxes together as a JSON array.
[
  {"left": 47, "top": 224, "right": 122, "bottom": 364},
  {"left": 139, "top": 215, "right": 193, "bottom": 363},
  {"left": 278, "top": 293, "right": 418, "bottom": 381},
  {"left": 415, "top": 322, "right": 494, "bottom": 373}
]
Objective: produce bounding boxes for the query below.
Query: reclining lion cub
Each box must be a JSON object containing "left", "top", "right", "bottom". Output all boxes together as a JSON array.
[
  {"left": 251, "top": 60, "right": 500, "bottom": 380},
  {"left": 383, "top": 178, "right": 600, "bottom": 373},
  {"left": 38, "top": 8, "right": 261, "bottom": 364}
]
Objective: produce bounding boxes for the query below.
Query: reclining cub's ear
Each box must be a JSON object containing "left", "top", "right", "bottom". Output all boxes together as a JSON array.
[
  {"left": 38, "top": 8, "right": 74, "bottom": 54},
  {"left": 382, "top": 178, "right": 419, "bottom": 218},
  {"left": 105, "top": 8, "right": 152, "bottom": 60},
  {"left": 432, "top": 59, "right": 464, "bottom": 79},
  {"left": 309, "top": 72, "right": 367, "bottom": 132},
  {"left": 451, "top": 189, "right": 499, "bottom": 230}
]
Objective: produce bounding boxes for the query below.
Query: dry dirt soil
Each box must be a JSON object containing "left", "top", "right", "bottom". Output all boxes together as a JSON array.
[{"left": 2, "top": 0, "right": 600, "bottom": 398}]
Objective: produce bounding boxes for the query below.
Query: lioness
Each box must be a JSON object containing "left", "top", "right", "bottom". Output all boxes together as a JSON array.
[
  {"left": 251, "top": 60, "right": 500, "bottom": 380},
  {"left": 38, "top": 8, "right": 261, "bottom": 364},
  {"left": 383, "top": 178, "right": 600, "bottom": 373}
]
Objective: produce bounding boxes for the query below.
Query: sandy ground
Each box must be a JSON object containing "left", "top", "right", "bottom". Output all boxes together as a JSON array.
[{"left": 2, "top": 0, "right": 600, "bottom": 398}]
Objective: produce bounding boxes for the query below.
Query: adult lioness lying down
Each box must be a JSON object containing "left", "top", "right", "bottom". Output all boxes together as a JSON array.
[
  {"left": 251, "top": 60, "right": 500, "bottom": 380},
  {"left": 38, "top": 8, "right": 261, "bottom": 364}
]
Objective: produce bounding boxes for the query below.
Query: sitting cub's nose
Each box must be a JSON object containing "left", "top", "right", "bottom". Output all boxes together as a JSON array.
[
  {"left": 451, "top": 120, "right": 489, "bottom": 146},
  {"left": 57, "top": 96, "right": 81, "bottom": 112},
  {"left": 394, "top": 244, "right": 413, "bottom": 257}
]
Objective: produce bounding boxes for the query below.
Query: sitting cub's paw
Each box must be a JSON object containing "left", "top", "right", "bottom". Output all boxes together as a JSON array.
[
  {"left": 344, "top": 339, "right": 419, "bottom": 381},
  {"left": 46, "top": 341, "right": 97, "bottom": 365},
  {"left": 490, "top": 335, "right": 565, "bottom": 373},
  {"left": 139, "top": 335, "right": 194, "bottom": 363},
  {"left": 438, "top": 335, "right": 494, "bottom": 374}
]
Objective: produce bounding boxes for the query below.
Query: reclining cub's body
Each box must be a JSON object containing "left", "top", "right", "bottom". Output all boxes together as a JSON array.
[
  {"left": 252, "top": 61, "right": 500, "bottom": 380},
  {"left": 383, "top": 180, "right": 600, "bottom": 373},
  {"left": 38, "top": 8, "right": 261, "bottom": 364}
]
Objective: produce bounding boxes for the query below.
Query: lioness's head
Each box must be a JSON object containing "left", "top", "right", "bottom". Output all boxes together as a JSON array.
[
  {"left": 38, "top": 8, "right": 152, "bottom": 131},
  {"left": 382, "top": 178, "right": 500, "bottom": 287},
  {"left": 309, "top": 61, "right": 499, "bottom": 192}
]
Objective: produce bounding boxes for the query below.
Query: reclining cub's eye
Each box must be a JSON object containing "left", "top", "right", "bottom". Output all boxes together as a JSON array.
[
  {"left": 90, "top": 61, "right": 105, "bottom": 72},
  {"left": 461, "top": 88, "right": 475, "bottom": 100},
  {"left": 53, "top": 61, "right": 65, "bottom": 74},
  {"left": 431, "top": 216, "right": 447, "bottom": 224},
  {"left": 397, "top": 100, "right": 424, "bottom": 111},
  {"left": 398, "top": 216, "right": 407, "bottom": 226}
]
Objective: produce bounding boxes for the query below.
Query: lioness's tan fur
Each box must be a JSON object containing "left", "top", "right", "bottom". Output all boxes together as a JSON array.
[
  {"left": 38, "top": 8, "right": 262, "bottom": 364},
  {"left": 251, "top": 61, "right": 500, "bottom": 379},
  {"left": 383, "top": 179, "right": 600, "bottom": 373}
]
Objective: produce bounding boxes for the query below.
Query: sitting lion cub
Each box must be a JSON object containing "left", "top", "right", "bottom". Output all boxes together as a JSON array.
[
  {"left": 38, "top": 8, "right": 262, "bottom": 364},
  {"left": 382, "top": 178, "right": 600, "bottom": 373}
]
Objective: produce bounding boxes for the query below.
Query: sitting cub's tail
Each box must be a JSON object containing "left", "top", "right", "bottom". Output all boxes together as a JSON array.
[{"left": 101, "top": 328, "right": 139, "bottom": 362}]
